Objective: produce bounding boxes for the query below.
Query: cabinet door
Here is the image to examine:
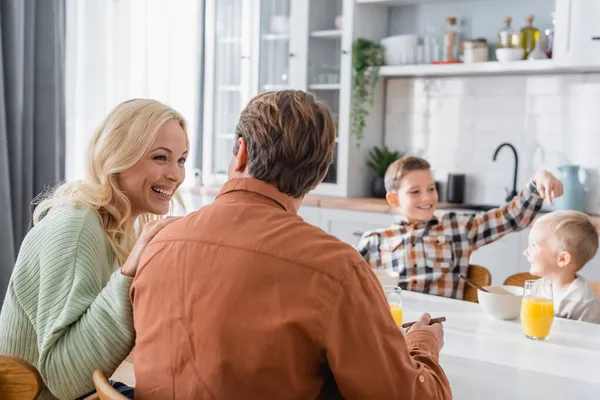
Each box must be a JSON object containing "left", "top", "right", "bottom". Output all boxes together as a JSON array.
[
  {"left": 469, "top": 231, "right": 525, "bottom": 286},
  {"left": 554, "top": 0, "right": 600, "bottom": 66},
  {"left": 321, "top": 208, "right": 398, "bottom": 246},
  {"left": 303, "top": 0, "right": 345, "bottom": 187},
  {"left": 203, "top": 0, "right": 252, "bottom": 186},
  {"left": 298, "top": 205, "right": 322, "bottom": 229},
  {"left": 252, "top": 0, "right": 294, "bottom": 94}
]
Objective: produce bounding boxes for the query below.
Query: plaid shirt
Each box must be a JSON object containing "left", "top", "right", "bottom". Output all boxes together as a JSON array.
[{"left": 356, "top": 181, "right": 543, "bottom": 299}]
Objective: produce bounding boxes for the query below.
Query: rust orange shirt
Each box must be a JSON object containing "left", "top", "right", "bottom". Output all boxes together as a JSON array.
[{"left": 131, "top": 178, "right": 451, "bottom": 400}]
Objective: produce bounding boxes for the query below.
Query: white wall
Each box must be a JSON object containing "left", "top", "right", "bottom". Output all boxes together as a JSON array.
[{"left": 384, "top": 74, "right": 600, "bottom": 214}]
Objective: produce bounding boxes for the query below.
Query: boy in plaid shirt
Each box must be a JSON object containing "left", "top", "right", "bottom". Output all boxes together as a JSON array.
[{"left": 356, "top": 156, "right": 564, "bottom": 300}]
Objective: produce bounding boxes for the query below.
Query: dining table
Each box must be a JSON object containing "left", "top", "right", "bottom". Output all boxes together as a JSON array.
[
  {"left": 112, "top": 291, "right": 600, "bottom": 399},
  {"left": 402, "top": 291, "right": 600, "bottom": 399}
]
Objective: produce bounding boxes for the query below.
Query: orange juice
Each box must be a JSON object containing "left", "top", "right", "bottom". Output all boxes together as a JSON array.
[
  {"left": 521, "top": 297, "right": 554, "bottom": 339},
  {"left": 389, "top": 304, "right": 403, "bottom": 326}
]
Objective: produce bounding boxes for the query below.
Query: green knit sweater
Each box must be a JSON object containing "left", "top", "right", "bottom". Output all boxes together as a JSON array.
[{"left": 0, "top": 206, "right": 135, "bottom": 400}]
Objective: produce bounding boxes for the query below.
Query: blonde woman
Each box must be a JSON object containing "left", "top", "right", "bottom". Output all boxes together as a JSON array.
[{"left": 0, "top": 99, "right": 188, "bottom": 399}]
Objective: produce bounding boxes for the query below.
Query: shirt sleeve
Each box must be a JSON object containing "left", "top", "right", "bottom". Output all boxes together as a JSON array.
[
  {"left": 324, "top": 261, "right": 452, "bottom": 399},
  {"left": 355, "top": 232, "right": 382, "bottom": 269},
  {"left": 464, "top": 180, "right": 543, "bottom": 251},
  {"left": 573, "top": 298, "right": 600, "bottom": 324},
  {"left": 32, "top": 214, "right": 135, "bottom": 399}
]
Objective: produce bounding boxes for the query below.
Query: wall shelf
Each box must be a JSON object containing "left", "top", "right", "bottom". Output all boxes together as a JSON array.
[
  {"left": 261, "top": 33, "right": 290, "bottom": 41},
  {"left": 309, "top": 83, "right": 341, "bottom": 90},
  {"left": 378, "top": 60, "right": 600, "bottom": 78},
  {"left": 310, "top": 30, "right": 343, "bottom": 39}
]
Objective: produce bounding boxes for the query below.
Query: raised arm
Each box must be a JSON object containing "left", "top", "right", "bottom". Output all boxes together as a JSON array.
[{"left": 465, "top": 170, "right": 562, "bottom": 251}]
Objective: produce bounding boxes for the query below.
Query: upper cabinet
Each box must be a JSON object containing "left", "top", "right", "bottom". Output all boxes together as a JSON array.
[
  {"left": 554, "top": 0, "right": 600, "bottom": 67},
  {"left": 203, "top": 0, "right": 386, "bottom": 197},
  {"left": 202, "top": 0, "right": 600, "bottom": 196}
]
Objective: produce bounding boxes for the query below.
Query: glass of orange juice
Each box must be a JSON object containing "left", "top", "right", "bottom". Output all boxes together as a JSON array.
[
  {"left": 520, "top": 279, "right": 554, "bottom": 341},
  {"left": 383, "top": 286, "right": 403, "bottom": 326}
]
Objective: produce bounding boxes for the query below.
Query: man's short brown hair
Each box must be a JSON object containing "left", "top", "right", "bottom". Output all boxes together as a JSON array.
[
  {"left": 384, "top": 156, "right": 431, "bottom": 192},
  {"left": 535, "top": 211, "right": 599, "bottom": 269},
  {"left": 233, "top": 90, "right": 336, "bottom": 198}
]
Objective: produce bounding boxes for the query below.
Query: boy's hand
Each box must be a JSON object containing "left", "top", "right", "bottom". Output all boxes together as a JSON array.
[{"left": 533, "top": 170, "right": 564, "bottom": 205}]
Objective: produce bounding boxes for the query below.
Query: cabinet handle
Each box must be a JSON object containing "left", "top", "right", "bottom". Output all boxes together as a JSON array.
[
  {"left": 241, "top": 55, "right": 250, "bottom": 60},
  {"left": 592, "top": 37, "right": 600, "bottom": 41},
  {"left": 353, "top": 231, "right": 364, "bottom": 237},
  {"left": 289, "top": 53, "right": 296, "bottom": 57},
  {"left": 341, "top": 50, "right": 349, "bottom": 55}
]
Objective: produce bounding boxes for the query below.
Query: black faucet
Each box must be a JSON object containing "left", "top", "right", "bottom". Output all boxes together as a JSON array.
[{"left": 493, "top": 143, "right": 519, "bottom": 202}]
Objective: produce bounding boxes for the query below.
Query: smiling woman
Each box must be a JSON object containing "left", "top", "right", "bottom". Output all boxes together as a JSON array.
[{"left": 0, "top": 98, "right": 188, "bottom": 400}]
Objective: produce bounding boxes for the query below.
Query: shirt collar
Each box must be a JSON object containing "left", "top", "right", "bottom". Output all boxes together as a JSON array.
[
  {"left": 216, "top": 178, "right": 297, "bottom": 213},
  {"left": 395, "top": 214, "right": 439, "bottom": 228}
]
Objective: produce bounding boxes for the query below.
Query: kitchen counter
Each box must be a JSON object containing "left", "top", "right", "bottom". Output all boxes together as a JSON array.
[
  {"left": 190, "top": 186, "right": 463, "bottom": 214},
  {"left": 187, "top": 186, "right": 600, "bottom": 226}
]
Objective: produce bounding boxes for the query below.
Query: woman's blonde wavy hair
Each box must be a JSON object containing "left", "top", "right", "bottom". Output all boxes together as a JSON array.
[{"left": 33, "top": 98, "right": 189, "bottom": 265}]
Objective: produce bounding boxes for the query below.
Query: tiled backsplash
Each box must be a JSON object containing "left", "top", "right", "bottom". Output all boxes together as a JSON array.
[{"left": 384, "top": 74, "right": 600, "bottom": 214}]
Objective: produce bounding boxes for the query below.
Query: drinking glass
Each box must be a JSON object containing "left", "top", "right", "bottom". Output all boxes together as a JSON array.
[
  {"left": 520, "top": 279, "right": 554, "bottom": 340},
  {"left": 383, "top": 285, "right": 403, "bottom": 326}
]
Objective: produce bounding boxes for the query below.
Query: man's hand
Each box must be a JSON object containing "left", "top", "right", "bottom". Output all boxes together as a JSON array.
[
  {"left": 406, "top": 312, "right": 444, "bottom": 352},
  {"left": 533, "top": 170, "right": 564, "bottom": 205}
]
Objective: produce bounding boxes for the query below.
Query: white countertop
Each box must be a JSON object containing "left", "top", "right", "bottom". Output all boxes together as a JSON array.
[{"left": 402, "top": 291, "right": 600, "bottom": 399}]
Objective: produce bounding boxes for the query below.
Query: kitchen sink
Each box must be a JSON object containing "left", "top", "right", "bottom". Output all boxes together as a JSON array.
[{"left": 437, "top": 204, "right": 500, "bottom": 212}]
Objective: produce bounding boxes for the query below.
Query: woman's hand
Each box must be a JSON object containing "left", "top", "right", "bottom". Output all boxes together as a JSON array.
[{"left": 120, "top": 217, "right": 180, "bottom": 277}]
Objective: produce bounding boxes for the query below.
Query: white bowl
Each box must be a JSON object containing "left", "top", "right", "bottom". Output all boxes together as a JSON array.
[
  {"left": 381, "top": 35, "right": 419, "bottom": 65},
  {"left": 495, "top": 48, "right": 524, "bottom": 62},
  {"left": 477, "top": 285, "right": 523, "bottom": 320},
  {"left": 374, "top": 269, "right": 399, "bottom": 287}
]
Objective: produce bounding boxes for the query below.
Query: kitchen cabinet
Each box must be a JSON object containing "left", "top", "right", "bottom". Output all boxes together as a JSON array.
[
  {"left": 554, "top": 0, "right": 600, "bottom": 67},
  {"left": 320, "top": 208, "right": 399, "bottom": 245},
  {"left": 297, "top": 205, "right": 323, "bottom": 230},
  {"left": 202, "top": 0, "right": 387, "bottom": 197},
  {"left": 470, "top": 229, "right": 530, "bottom": 286}
]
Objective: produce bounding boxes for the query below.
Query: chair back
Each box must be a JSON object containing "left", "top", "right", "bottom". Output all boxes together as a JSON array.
[
  {"left": 503, "top": 272, "right": 539, "bottom": 288},
  {"left": 0, "top": 356, "right": 43, "bottom": 400},
  {"left": 463, "top": 264, "right": 492, "bottom": 303},
  {"left": 93, "top": 370, "right": 129, "bottom": 400}
]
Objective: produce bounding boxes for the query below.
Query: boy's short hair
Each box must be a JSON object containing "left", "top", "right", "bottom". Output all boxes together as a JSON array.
[
  {"left": 535, "top": 211, "right": 599, "bottom": 269},
  {"left": 384, "top": 156, "right": 431, "bottom": 192},
  {"left": 233, "top": 90, "right": 336, "bottom": 198}
]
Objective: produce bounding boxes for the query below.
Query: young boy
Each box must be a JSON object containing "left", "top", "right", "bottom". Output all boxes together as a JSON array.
[
  {"left": 356, "top": 156, "right": 563, "bottom": 300},
  {"left": 524, "top": 211, "right": 600, "bottom": 324}
]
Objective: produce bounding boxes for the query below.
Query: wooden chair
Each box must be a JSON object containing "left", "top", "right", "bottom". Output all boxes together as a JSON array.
[
  {"left": 0, "top": 356, "right": 43, "bottom": 400},
  {"left": 503, "top": 272, "right": 539, "bottom": 287},
  {"left": 463, "top": 264, "right": 492, "bottom": 303},
  {"left": 92, "top": 370, "right": 128, "bottom": 400},
  {"left": 504, "top": 272, "right": 600, "bottom": 296}
]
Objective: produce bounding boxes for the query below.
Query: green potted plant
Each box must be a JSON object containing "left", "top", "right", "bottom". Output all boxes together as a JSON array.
[
  {"left": 367, "top": 146, "right": 403, "bottom": 198},
  {"left": 351, "top": 38, "right": 385, "bottom": 147}
]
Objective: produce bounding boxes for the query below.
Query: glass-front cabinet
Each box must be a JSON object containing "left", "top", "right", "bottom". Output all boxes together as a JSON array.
[
  {"left": 203, "top": 0, "right": 360, "bottom": 196},
  {"left": 306, "top": 0, "right": 345, "bottom": 186},
  {"left": 255, "top": 0, "right": 292, "bottom": 93},
  {"left": 204, "top": 0, "right": 251, "bottom": 185}
]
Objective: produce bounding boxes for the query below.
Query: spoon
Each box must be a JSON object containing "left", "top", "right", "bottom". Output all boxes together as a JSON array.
[{"left": 459, "top": 274, "right": 489, "bottom": 293}]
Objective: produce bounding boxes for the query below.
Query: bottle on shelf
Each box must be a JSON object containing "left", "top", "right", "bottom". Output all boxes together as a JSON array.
[
  {"left": 545, "top": 12, "right": 555, "bottom": 58},
  {"left": 443, "top": 17, "right": 459, "bottom": 62},
  {"left": 497, "top": 16, "right": 519, "bottom": 49},
  {"left": 520, "top": 15, "right": 540, "bottom": 60}
]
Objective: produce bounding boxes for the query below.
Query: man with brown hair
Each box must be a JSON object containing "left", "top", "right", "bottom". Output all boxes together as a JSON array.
[{"left": 131, "top": 91, "right": 452, "bottom": 399}]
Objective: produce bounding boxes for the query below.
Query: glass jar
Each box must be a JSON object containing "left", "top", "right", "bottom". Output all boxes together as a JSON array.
[{"left": 498, "top": 16, "right": 520, "bottom": 49}]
